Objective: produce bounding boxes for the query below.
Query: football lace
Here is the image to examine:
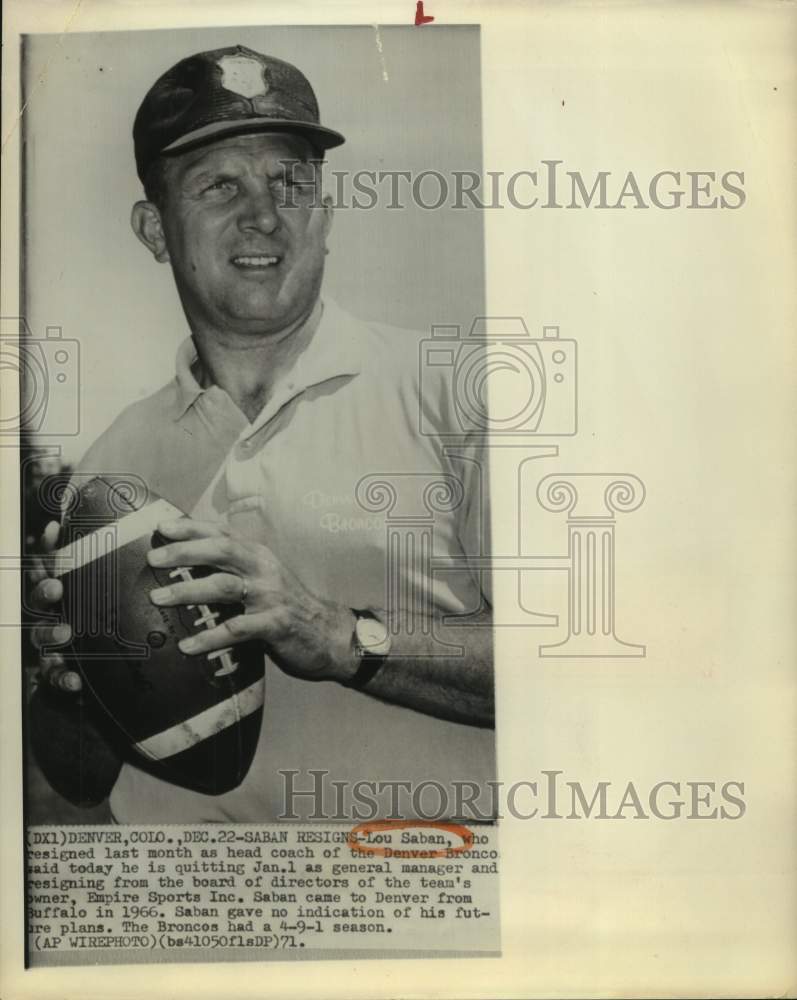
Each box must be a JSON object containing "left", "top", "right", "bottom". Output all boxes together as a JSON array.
[{"left": 169, "top": 566, "right": 239, "bottom": 677}]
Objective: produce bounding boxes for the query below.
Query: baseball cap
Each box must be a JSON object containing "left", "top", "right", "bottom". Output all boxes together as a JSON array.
[{"left": 133, "top": 44, "right": 346, "bottom": 182}]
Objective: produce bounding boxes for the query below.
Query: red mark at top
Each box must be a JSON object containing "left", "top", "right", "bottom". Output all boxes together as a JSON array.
[{"left": 415, "top": 1, "right": 435, "bottom": 25}]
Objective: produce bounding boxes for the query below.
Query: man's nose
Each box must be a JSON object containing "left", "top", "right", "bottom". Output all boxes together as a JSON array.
[{"left": 236, "top": 181, "right": 280, "bottom": 234}]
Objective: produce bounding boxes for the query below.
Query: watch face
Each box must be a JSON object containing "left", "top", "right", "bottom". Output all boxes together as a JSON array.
[{"left": 356, "top": 616, "right": 390, "bottom": 655}]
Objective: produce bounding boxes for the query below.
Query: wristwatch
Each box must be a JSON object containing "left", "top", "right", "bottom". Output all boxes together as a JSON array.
[{"left": 347, "top": 609, "right": 391, "bottom": 688}]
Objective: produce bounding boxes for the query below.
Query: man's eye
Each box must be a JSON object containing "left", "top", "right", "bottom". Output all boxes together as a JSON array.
[
  {"left": 203, "top": 179, "right": 236, "bottom": 194},
  {"left": 270, "top": 176, "right": 315, "bottom": 202}
]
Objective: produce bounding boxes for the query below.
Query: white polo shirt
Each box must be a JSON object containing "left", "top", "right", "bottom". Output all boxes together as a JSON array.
[{"left": 76, "top": 299, "right": 495, "bottom": 822}]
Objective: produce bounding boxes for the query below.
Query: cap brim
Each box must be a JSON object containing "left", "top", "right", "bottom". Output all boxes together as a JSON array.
[{"left": 162, "top": 118, "right": 346, "bottom": 156}]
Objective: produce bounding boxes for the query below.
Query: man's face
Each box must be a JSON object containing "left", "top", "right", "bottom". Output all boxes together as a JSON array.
[{"left": 153, "top": 133, "right": 331, "bottom": 337}]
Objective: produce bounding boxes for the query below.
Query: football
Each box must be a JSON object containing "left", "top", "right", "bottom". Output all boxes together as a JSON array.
[{"left": 50, "top": 474, "right": 264, "bottom": 796}]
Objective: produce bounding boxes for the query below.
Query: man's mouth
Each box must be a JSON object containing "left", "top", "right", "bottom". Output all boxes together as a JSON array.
[{"left": 231, "top": 254, "right": 281, "bottom": 269}]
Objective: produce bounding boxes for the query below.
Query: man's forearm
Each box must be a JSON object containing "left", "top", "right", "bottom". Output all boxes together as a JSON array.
[{"left": 329, "top": 608, "right": 494, "bottom": 728}]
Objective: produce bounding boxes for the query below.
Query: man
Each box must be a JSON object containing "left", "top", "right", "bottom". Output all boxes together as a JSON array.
[{"left": 29, "top": 44, "right": 494, "bottom": 822}]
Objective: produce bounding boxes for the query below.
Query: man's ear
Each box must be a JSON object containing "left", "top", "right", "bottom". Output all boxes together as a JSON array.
[
  {"left": 320, "top": 192, "right": 334, "bottom": 247},
  {"left": 131, "top": 201, "right": 170, "bottom": 263}
]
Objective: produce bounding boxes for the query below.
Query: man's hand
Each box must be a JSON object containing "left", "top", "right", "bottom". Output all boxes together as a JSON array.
[
  {"left": 27, "top": 527, "right": 123, "bottom": 806},
  {"left": 27, "top": 520, "right": 80, "bottom": 693},
  {"left": 148, "top": 518, "right": 357, "bottom": 683},
  {"left": 149, "top": 517, "right": 494, "bottom": 727}
]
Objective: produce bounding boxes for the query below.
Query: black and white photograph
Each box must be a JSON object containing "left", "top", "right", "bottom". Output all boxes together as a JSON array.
[{"left": 21, "top": 24, "right": 495, "bottom": 826}]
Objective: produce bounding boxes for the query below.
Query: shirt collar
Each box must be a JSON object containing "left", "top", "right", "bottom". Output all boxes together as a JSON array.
[{"left": 171, "top": 297, "right": 363, "bottom": 422}]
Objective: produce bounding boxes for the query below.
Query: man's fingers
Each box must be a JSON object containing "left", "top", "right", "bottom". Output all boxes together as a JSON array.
[
  {"left": 150, "top": 572, "right": 245, "bottom": 608},
  {"left": 148, "top": 536, "right": 254, "bottom": 575},
  {"left": 31, "top": 622, "right": 72, "bottom": 651},
  {"left": 156, "top": 518, "right": 228, "bottom": 541},
  {"left": 26, "top": 522, "right": 62, "bottom": 591},
  {"left": 40, "top": 651, "right": 65, "bottom": 670},
  {"left": 37, "top": 652, "right": 82, "bottom": 694},
  {"left": 41, "top": 520, "right": 61, "bottom": 553},
  {"left": 29, "top": 576, "right": 63, "bottom": 613},
  {"left": 47, "top": 667, "right": 83, "bottom": 693},
  {"left": 28, "top": 555, "right": 48, "bottom": 588},
  {"left": 178, "top": 611, "right": 274, "bottom": 655}
]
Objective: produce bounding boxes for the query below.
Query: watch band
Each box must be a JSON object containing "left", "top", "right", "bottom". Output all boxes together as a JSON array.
[
  {"left": 347, "top": 652, "right": 386, "bottom": 689},
  {"left": 346, "top": 609, "right": 390, "bottom": 689}
]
